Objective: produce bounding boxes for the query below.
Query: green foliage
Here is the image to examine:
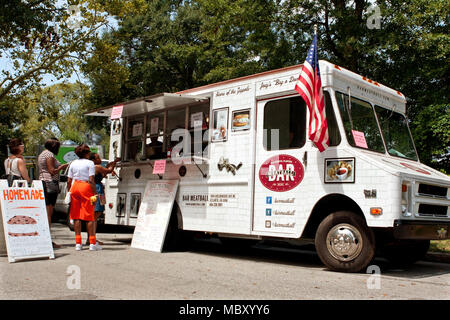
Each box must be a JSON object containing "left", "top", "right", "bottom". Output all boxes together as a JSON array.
[
  {"left": 412, "top": 104, "right": 450, "bottom": 173},
  {"left": 18, "top": 82, "right": 109, "bottom": 154}
]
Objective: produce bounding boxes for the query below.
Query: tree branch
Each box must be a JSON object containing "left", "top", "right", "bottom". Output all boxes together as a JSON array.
[{"left": 0, "top": 22, "right": 106, "bottom": 101}]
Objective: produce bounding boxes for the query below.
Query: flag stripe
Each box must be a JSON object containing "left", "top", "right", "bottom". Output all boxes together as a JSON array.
[{"left": 294, "top": 34, "right": 329, "bottom": 152}]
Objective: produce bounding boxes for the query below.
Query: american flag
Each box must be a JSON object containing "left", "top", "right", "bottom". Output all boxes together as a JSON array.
[{"left": 294, "top": 33, "right": 329, "bottom": 152}]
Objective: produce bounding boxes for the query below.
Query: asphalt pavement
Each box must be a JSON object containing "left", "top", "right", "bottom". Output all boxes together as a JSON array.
[{"left": 1, "top": 223, "right": 449, "bottom": 301}]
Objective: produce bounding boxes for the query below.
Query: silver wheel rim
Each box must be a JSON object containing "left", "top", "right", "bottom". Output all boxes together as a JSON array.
[{"left": 326, "top": 223, "right": 363, "bottom": 262}]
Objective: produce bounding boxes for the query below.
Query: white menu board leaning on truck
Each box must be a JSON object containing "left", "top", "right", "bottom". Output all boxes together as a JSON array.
[
  {"left": 0, "top": 180, "right": 54, "bottom": 263},
  {"left": 131, "top": 180, "right": 179, "bottom": 252}
]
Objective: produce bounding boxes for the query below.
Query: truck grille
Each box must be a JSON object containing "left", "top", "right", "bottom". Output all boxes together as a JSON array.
[
  {"left": 418, "top": 183, "right": 448, "bottom": 198},
  {"left": 418, "top": 204, "right": 448, "bottom": 217}
]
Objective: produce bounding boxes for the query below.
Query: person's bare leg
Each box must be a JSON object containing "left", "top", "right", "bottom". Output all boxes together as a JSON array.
[{"left": 74, "top": 220, "right": 82, "bottom": 249}]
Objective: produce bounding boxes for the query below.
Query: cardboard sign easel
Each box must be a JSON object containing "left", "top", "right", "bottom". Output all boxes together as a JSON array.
[
  {"left": 0, "top": 180, "right": 54, "bottom": 262},
  {"left": 131, "top": 180, "right": 179, "bottom": 252}
]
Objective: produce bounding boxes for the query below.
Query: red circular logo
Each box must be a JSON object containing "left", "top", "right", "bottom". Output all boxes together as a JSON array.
[
  {"left": 259, "top": 154, "right": 305, "bottom": 192},
  {"left": 400, "top": 162, "right": 431, "bottom": 175}
]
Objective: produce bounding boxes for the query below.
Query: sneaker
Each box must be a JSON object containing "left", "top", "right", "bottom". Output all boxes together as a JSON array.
[
  {"left": 89, "top": 243, "right": 102, "bottom": 251},
  {"left": 75, "top": 244, "right": 82, "bottom": 251}
]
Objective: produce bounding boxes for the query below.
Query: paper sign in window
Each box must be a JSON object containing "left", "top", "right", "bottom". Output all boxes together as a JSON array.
[
  {"left": 191, "top": 112, "right": 203, "bottom": 128},
  {"left": 150, "top": 118, "right": 159, "bottom": 135},
  {"left": 352, "top": 130, "right": 368, "bottom": 149},
  {"left": 153, "top": 160, "right": 166, "bottom": 174},
  {"left": 110, "top": 105, "right": 123, "bottom": 119},
  {"left": 132, "top": 123, "right": 143, "bottom": 137}
]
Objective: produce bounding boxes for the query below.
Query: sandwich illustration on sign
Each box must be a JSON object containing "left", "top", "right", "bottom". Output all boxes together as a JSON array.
[{"left": 7, "top": 215, "right": 39, "bottom": 237}]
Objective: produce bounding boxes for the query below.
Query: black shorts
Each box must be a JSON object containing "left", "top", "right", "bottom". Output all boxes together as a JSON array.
[{"left": 43, "top": 184, "right": 58, "bottom": 206}]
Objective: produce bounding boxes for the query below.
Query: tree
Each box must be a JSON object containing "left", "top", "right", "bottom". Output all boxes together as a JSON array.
[
  {"left": 82, "top": 0, "right": 288, "bottom": 107},
  {"left": 18, "top": 82, "right": 109, "bottom": 156},
  {"left": 0, "top": 0, "right": 110, "bottom": 101}
]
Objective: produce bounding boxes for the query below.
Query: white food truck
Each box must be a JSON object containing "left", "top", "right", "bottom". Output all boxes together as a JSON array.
[{"left": 86, "top": 60, "right": 450, "bottom": 272}]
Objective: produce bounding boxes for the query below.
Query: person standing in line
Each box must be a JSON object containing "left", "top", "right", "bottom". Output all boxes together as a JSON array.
[
  {"left": 67, "top": 144, "right": 101, "bottom": 251},
  {"left": 87, "top": 153, "right": 120, "bottom": 245},
  {"left": 38, "top": 138, "right": 68, "bottom": 249},
  {"left": 3, "top": 138, "right": 31, "bottom": 185}
]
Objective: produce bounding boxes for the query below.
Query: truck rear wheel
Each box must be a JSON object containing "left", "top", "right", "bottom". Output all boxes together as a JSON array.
[{"left": 315, "top": 211, "right": 375, "bottom": 273}]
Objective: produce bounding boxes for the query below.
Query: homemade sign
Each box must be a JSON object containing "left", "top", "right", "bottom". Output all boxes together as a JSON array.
[
  {"left": 0, "top": 180, "right": 54, "bottom": 263},
  {"left": 131, "top": 180, "right": 179, "bottom": 252}
]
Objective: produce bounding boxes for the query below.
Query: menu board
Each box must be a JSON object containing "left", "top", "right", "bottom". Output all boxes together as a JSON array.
[
  {"left": 131, "top": 180, "right": 179, "bottom": 252},
  {"left": 0, "top": 180, "right": 54, "bottom": 263}
]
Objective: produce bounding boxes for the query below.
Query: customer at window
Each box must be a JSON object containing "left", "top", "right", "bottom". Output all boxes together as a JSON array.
[
  {"left": 67, "top": 144, "right": 101, "bottom": 251},
  {"left": 87, "top": 153, "right": 120, "bottom": 245},
  {"left": 38, "top": 138, "right": 68, "bottom": 248}
]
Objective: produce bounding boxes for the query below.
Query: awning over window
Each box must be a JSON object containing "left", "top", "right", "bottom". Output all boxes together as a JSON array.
[{"left": 85, "top": 93, "right": 210, "bottom": 118}]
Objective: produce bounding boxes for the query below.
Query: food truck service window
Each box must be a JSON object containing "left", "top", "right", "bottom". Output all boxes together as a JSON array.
[
  {"left": 263, "top": 97, "right": 306, "bottom": 151},
  {"left": 166, "top": 108, "right": 187, "bottom": 155},
  {"left": 145, "top": 112, "right": 165, "bottom": 159},
  {"left": 125, "top": 116, "right": 145, "bottom": 161},
  {"left": 188, "top": 103, "right": 210, "bottom": 156}
]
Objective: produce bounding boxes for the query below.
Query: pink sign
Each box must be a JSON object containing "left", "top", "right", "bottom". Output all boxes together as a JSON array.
[
  {"left": 153, "top": 160, "right": 166, "bottom": 175},
  {"left": 352, "top": 130, "right": 368, "bottom": 149},
  {"left": 110, "top": 105, "right": 124, "bottom": 119},
  {"left": 259, "top": 154, "right": 304, "bottom": 192}
]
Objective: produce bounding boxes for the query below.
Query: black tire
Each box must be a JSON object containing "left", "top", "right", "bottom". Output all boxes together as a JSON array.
[
  {"left": 315, "top": 211, "right": 375, "bottom": 273},
  {"left": 381, "top": 240, "right": 430, "bottom": 267}
]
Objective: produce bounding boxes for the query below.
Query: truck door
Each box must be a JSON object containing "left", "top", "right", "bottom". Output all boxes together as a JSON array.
[{"left": 253, "top": 95, "right": 308, "bottom": 234}]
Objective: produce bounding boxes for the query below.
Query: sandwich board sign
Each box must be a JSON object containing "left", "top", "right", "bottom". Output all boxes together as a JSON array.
[
  {"left": 0, "top": 180, "right": 54, "bottom": 263},
  {"left": 131, "top": 180, "right": 179, "bottom": 252}
]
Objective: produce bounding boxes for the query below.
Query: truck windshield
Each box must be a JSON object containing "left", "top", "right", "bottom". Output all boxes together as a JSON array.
[
  {"left": 336, "top": 92, "right": 385, "bottom": 153},
  {"left": 375, "top": 106, "right": 418, "bottom": 161}
]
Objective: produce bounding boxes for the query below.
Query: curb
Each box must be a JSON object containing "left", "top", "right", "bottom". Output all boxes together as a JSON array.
[{"left": 424, "top": 252, "right": 450, "bottom": 264}]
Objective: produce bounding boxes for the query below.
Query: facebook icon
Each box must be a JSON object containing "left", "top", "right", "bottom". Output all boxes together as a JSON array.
[{"left": 266, "top": 196, "right": 272, "bottom": 204}]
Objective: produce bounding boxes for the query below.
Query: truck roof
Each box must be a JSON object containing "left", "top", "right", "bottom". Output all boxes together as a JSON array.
[{"left": 86, "top": 60, "right": 406, "bottom": 117}]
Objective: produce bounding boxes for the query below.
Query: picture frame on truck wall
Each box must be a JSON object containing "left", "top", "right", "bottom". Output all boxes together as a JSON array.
[{"left": 324, "top": 158, "right": 356, "bottom": 183}]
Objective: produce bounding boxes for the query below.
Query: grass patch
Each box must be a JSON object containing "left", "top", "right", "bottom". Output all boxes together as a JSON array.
[{"left": 429, "top": 240, "right": 450, "bottom": 253}]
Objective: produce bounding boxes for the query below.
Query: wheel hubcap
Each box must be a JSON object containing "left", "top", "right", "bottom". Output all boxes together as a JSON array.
[{"left": 326, "top": 223, "right": 363, "bottom": 262}]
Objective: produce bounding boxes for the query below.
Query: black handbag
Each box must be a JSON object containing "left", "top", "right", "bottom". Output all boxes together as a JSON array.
[
  {"left": 0, "top": 173, "right": 21, "bottom": 187},
  {"left": 44, "top": 180, "right": 60, "bottom": 193}
]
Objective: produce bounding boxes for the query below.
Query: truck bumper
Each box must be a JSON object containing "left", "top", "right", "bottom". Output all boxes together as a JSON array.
[{"left": 393, "top": 220, "right": 450, "bottom": 240}]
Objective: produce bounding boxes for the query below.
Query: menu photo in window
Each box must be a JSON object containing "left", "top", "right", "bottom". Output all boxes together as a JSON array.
[
  {"left": 232, "top": 109, "right": 250, "bottom": 132},
  {"left": 212, "top": 108, "right": 228, "bottom": 142}
]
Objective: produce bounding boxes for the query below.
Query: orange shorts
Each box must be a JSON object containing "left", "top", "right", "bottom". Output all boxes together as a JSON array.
[{"left": 69, "top": 180, "right": 95, "bottom": 221}]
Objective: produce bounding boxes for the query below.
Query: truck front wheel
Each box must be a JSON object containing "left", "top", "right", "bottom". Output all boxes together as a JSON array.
[{"left": 315, "top": 211, "right": 375, "bottom": 273}]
